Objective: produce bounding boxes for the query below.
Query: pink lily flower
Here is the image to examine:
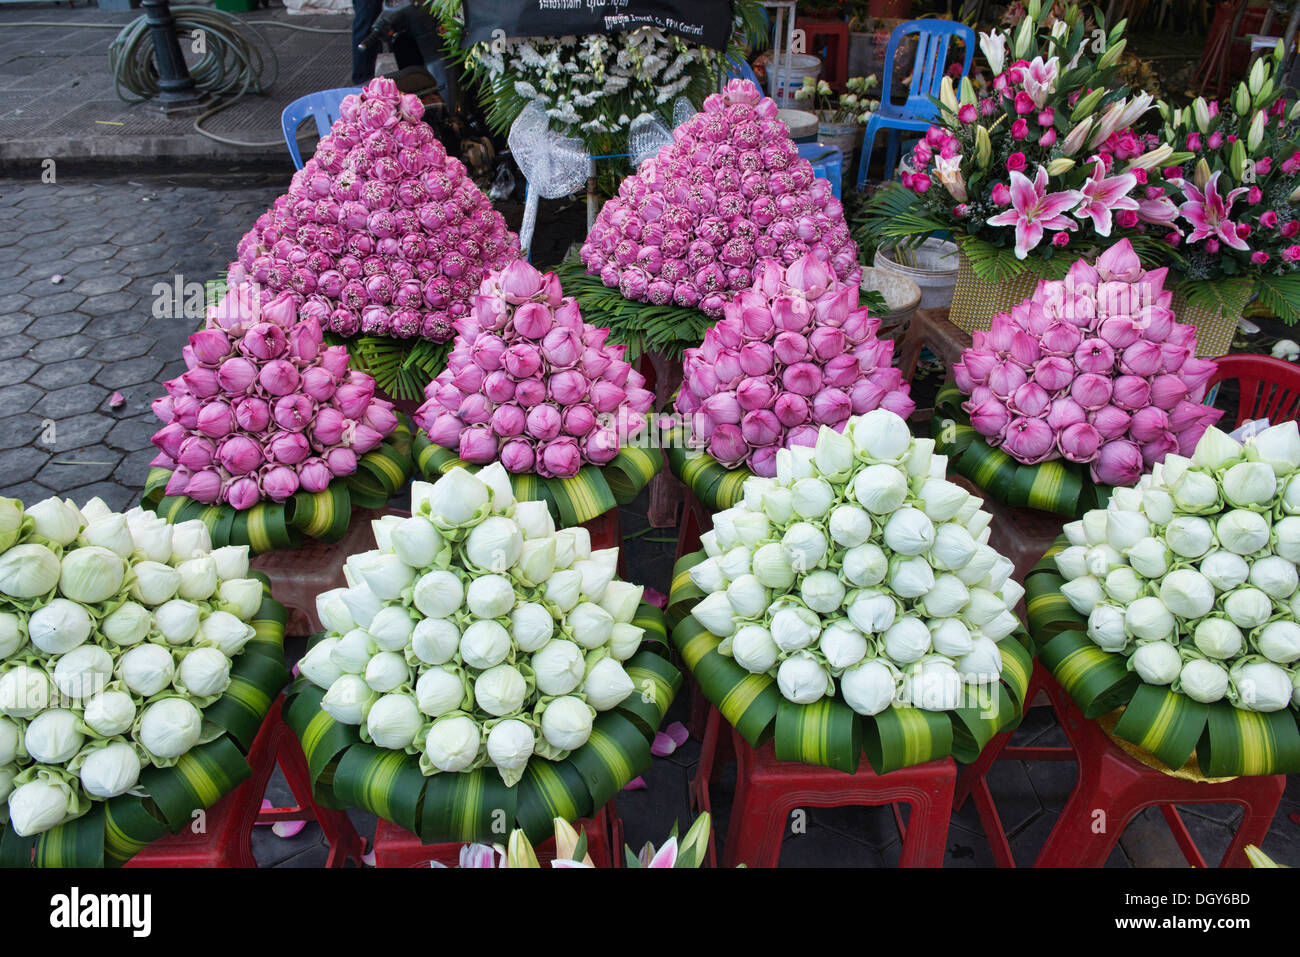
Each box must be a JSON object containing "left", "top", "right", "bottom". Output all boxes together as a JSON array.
[
  {"left": 1136, "top": 194, "right": 1181, "bottom": 229},
  {"left": 1073, "top": 160, "right": 1138, "bottom": 237},
  {"left": 639, "top": 836, "right": 679, "bottom": 868},
  {"left": 987, "top": 167, "right": 1083, "bottom": 259},
  {"left": 1178, "top": 170, "right": 1250, "bottom": 251},
  {"left": 1022, "top": 56, "right": 1060, "bottom": 109}
]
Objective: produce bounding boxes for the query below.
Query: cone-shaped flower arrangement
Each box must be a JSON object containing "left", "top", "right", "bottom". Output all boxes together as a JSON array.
[
  {"left": 0, "top": 495, "right": 289, "bottom": 857},
  {"left": 673, "top": 254, "right": 914, "bottom": 481},
  {"left": 577, "top": 79, "right": 859, "bottom": 322},
  {"left": 226, "top": 78, "right": 518, "bottom": 345},
  {"left": 952, "top": 240, "right": 1223, "bottom": 487},
  {"left": 150, "top": 310, "right": 402, "bottom": 510},
  {"left": 1028, "top": 422, "right": 1300, "bottom": 776}
]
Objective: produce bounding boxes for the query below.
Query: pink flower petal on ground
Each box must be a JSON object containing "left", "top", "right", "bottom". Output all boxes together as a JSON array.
[
  {"left": 272, "top": 820, "right": 307, "bottom": 838},
  {"left": 642, "top": 586, "right": 668, "bottom": 609},
  {"left": 109, "top": 391, "right": 126, "bottom": 409},
  {"left": 362, "top": 848, "right": 377, "bottom": 867},
  {"left": 666, "top": 721, "right": 690, "bottom": 747},
  {"left": 622, "top": 775, "right": 648, "bottom": 791},
  {"left": 651, "top": 732, "right": 677, "bottom": 757}
]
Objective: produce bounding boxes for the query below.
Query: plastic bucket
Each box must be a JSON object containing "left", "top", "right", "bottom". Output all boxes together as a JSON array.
[
  {"left": 772, "top": 53, "right": 822, "bottom": 109},
  {"left": 860, "top": 266, "right": 922, "bottom": 340},
  {"left": 777, "top": 109, "right": 819, "bottom": 143},
  {"left": 873, "top": 238, "right": 959, "bottom": 310},
  {"left": 817, "top": 119, "right": 862, "bottom": 166}
]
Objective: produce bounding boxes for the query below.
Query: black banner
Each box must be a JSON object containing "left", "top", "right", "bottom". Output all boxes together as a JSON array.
[{"left": 462, "top": 0, "right": 734, "bottom": 51}]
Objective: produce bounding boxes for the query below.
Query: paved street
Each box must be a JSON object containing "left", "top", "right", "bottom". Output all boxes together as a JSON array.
[{"left": 1, "top": 170, "right": 1298, "bottom": 867}]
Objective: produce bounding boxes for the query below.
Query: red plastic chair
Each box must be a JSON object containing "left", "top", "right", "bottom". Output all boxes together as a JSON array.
[
  {"left": 723, "top": 728, "right": 955, "bottom": 868},
  {"left": 370, "top": 803, "right": 620, "bottom": 867},
  {"left": 1206, "top": 352, "right": 1300, "bottom": 429},
  {"left": 1032, "top": 687, "right": 1285, "bottom": 868},
  {"left": 796, "top": 18, "right": 850, "bottom": 88},
  {"left": 128, "top": 696, "right": 366, "bottom": 868}
]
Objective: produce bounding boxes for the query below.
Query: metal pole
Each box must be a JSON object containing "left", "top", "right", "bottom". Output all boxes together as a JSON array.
[{"left": 141, "top": 0, "right": 204, "bottom": 113}]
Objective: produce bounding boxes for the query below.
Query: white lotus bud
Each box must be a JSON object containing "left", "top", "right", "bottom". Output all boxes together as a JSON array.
[
  {"left": 1248, "top": 556, "right": 1298, "bottom": 600},
  {"left": 1088, "top": 604, "right": 1130, "bottom": 652},
  {"left": 1159, "top": 568, "right": 1215, "bottom": 619},
  {"left": 532, "top": 639, "right": 586, "bottom": 696},
  {"left": 853, "top": 464, "right": 908, "bottom": 514},
  {"left": 828, "top": 505, "right": 872, "bottom": 547},
  {"left": 365, "top": 651, "right": 410, "bottom": 693},
  {"left": 199, "top": 610, "right": 254, "bottom": 656},
  {"left": 322, "top": 674, "right": 374, "bottom": 725},
  {"left": 412, "top": 571, "right": 464, "bottom": 619},
  {"left": 776, "top": 652, "right": 830, "bottom": 704},
  {"left": 476, "top": 664, "right": 528, "bottom": 716},
  {"left": 366, "top": 692, "right": 422, "bottom": 750},
  {"left": 1164, "top": 516, "right": 1215, "bottom": 559},
  {"left": 424, "top": 715, "right": 482, "bottom": 772},
  {"left": 82, "top": 690, "right": 135, "bottom": 737},
  {"left": 79, "top": 741, "right": 142, "bottom": 798},
  {"left": 841, "top": 660, "right": 897, "bottom": 715},
  {"left": 957, "top": 636, "right": 1002, "bottom": 684},
  {"left": 338, "top": 581, "right": 383, "bottom": 628},
  {"left": 1224, "top": 587, "right": 1272, "bottom": 629},
  {"left": 29, "top": 598, "right": 92, "bottom": 655},
  {"left": 486, "top": 719, "right": 535, "bottom": 781},
  {"left": 389, "top": 516, "right": 444, "bottom": 569},
  {"left": 51, "top": 645, "right": 113, "bottom": 701},
  {"left": 820, "top": 620, "right": 869, "bottom": 671},
  {"left": 1256, "top": 620, "right": 1300, "bottom": 664},
  {"left": 465, "top": 516, "right": 524, "bottom": 573},
  {"left": 608, "top": 622, "right": 644, "bottom": 661},
  {"left": 513, "top": 500, "right": 556, "bottom": 541},
  {"left": 889, "top": 555, "right": 935, "bottom": 598},
  {"left": 460, "top": 620, "right": 512, "bottom": 669},
  {"left": 299, "top": 637, "right": 343, "bottom": 690},
  {"left": 841, "top": 543, "right": 887, "bottom": 587},
  {"left": 139, "top": 698, "right": 203, "bottom": 759},
  {"left": 583, "top": 657, "right": 634, "bottom": 711},
  {"left": 882, "top": 616, "right": 931, "bottom": 664},
  {"left": 770, "top": 605, "right": 821, "bottom": 652},
  {"left": 541, "top": 696, "right": 594, "bottom": 752},
  {"left": 315, "top": 588, "right": 356, "bottom": 635},
  {"left": 544, "top": 569, "right": 583, "bottom": 613},
  {"left": 1125, "top": 597, "right": 1176, "bottom": 641},
  {"left": 729, "top": 624, "right": 779, "bottom": 674},
  {"left": 930, "top": 618, "right": 973, "bottom": 657},
  {"left": 415, "top": 666, "right": 466, "bottom": 717},
  {"left": 799, "top": 571, "right": 844, "bottom": 614},
  {"left": 1216, "top": 509, "right": 1271, "bottom": 556},
  {"left": 410, "top": 618, "right": 462, "bottom": 666},
  {"left": 332, "top": 628, "right": 376, "bottom": 674}
]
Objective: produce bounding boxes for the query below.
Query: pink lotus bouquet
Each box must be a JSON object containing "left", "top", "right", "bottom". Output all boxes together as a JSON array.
[
  {"left": 674, "top": 253, "right": 914, "bottom": 477},
  {"left": 579, "top": 79, "right": 859, "bottom": 319},
  {"left": 414, "top": 260, "right": 657, "bottom": 479},
  {"left": 150, "top": 312, "right": 400, "bottom": 508},
  {"left": 952, "top": 239, "right": 1222, "bottom": 486},
  {"left": 226, "top": 77, "right": 519, "bottom": 343}
]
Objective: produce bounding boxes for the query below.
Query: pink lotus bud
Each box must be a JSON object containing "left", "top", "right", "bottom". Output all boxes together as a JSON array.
[
  {"left": 262, "top": 466, "right": 301, "bottom": 502},
  {"left": 738, "top": 342, "right": 774, "bottom": 377},
  {"left": 808, "top": 327, "right": 848, "bottom": 362},
  {"left": 741, "top": 409, "right": 781, "bottom": 446},
  {"left": 1009, "top": 382, "right": 1051, "bottom": 418},
  {"left": 707, "top": 424, "right": 748, "bottom": 468},
  {"left": 298, "top": 458, "right": 333, "bottom": 493},
  {"left": 773, "top": 331, "right": 809, "bottom": 366},
  {"left": 812, "top": 389, "right": 852, "bottom": 427},
  {"left": 486, "top": 402, "right": 523, "bottom": 437},
  {"left": 230, "top": 396, "right": 268, "bottom": 434},
  {"left": 736, "top": 377, "right": 777, "bottom": 412},
  {"left": 190, "top": 329, "right": 231, "bottom": 365},
  {"left": 176, "top": 435, "right": 215, "bottom": 470},
  {"left": 458, "top": 424, "right": 498, "bottom": 464},
  {"left": 562, "top": 404, "right": 597, "bottom": 437},
  {"left": 1070, "top": 373, "right": 1113, "bottom": 410},
  {"left": 267, "top": 431, "right": 311, "bottom": 465},
  {"left": 164, "top": 467, "right": 191, "bottom": 497},
  {"left": 1058, "top": 422, "right": 1102, "bottom": 463},
  {"left": 482, "top": 370, "right": 516, "bottom": 404},
  {"left": 786, "top": 424, "right": 821, "bottom": 449},
  {"left": 258, "top": 360, "right": 301, "bottom": 397},
  {"left": 1090, "top": 405, "right": 1133, "bottom": 440},
  {"left": 1119, "top": 340, "right": 1163, "bottom": 377},
  {"left": 748, "top": 445, "right": 779, "bottom": 477},
  {"left": 424, "top": 411, "right": 465, "bottom": 449},
  {"left": 196, "top": 401, "right": 235, "bottom": 439},
  {"left": 1009, "top": 330, "right": 1041, "bottom": 367},
  {"left": 524, "top": 404, "right": 562, "bottom": 441},
  {"left": 1169, "top": 400, "right": 1209, "bottom": 433},
  {"left": 1031, "top": 356, "right": 1075, "bottom": 393},
  {"left": 541, "top": 327, "right": 582, "bottom": 368},
  {"left": 1046, "top": 397, "right": 1086, "bottom": 431},
  {"left": 987, "top": 362, "right": 1028, "bottom": 399},
  {"left": 849, "top": 378, "right": 887, "bottom": 415},
  {"left": 242, "top": 322, "right": 289, "bottom": 362},
  {"left": 503, "top": 343, "right": 543, "bottom": 380},
  {"left": 839, "top": 306, "right": 874, "bottom": 345},
  {"left": 538, "top": 437, "right": 582, "bottom": 479},
  {"left": 225, "top": 476, "right": 262, "bottom": 511},
  {"left": 514, "top": 377, "right": 547, "bottom": 408},
  {"left": 1091, "top": 439, "right": 1144, "bottom": 486},
  {"left": 1073, "top": 338, "right": 1115, "bottom": 375},
  {"left": 313, "top": 407, "right": 347, "bottom": 446},
  {"left": 451, "top": 362, "right": 486, "bottom": 394},
  {"left": 587, "top": 380, "right": 625, "bottom": 414},
  {"left": 1096, "top": 315, "right": 1143, "bottom": 350},
  {"left": 500, "top": 437, "right": 537, "bottom": 473},
  {"left": 219, "top": 435, "right": 264, "bottom": 475},
  {"left": 958, "top": 351, "right": 999, "bottom": 386},
  {"left": 217, "top": 356, "right": 258, "bottom": 395},
  {"left": 1111, "top": 375, "right": 1152, "bottom": 411},
  {"left": 712, "top": 349, "right": 743, "bottom": 386},
  {"left": 184, "top": 468, "right": 223, "bottom": 504},
  {"left": 740, "top": 307, "right": 775, "bottom": 341},
  {"left": 548, "top": 370, "right": 588, "bottom": 407},
  {"left": 1001, "top": 416, "right": 1056, "bottom": 465},
  {"left": 822, "top": 354, "right": 860, "bottom": 389},
  {"left": 182, "top": 367, "right": 221, "bottom": 399},
  {"left": 1137, "top": 305, "right": 1174, "bottom": 342},
  {"left": 1128, "top": 406, "right": 1171, "bottom": 443},
  {"left": 152, "top": 422, "right": 187, "bottom": 459},
  {"left": 497, "top": 262, "right": 543, "bottom": 304},
  {"left": 1095, "top": 240, "right": 1144, "bottom": 283},
  {"left": 781, "top": 362, "right": 822, "bottom": 397},
  {"left": 701, "top": 392, "right": 742, "bottom": 425},
  {"left": 1148, "top": 374, "right": 1188, "bottom": 410},
  {"left": 348, "top": 423, "right": 384, "bottom": 454},
  {"left": 1039, "top": 321, "right": 1083, "bottom": 356},
  {"left": 457, "top": 393, "right": 493, "bottom": 425},
  {"left": 584, "top": 428, "right": 620, "bottom": 465},
  {"left": 302, "top": 367, "right": 338, "bottom": 402},
  {"left": 511, "top": 302, "right": 554, "bottom": 340},
  {"left": 289, "top": 321, "right": 323, "bottom": 362},
  {"left": 152, "top": 395, "right": 175, "bottom": 424},
  {"left": 1178, "top": 357, "right": 1217, "bottom": 399},
  {"left": 335, "top": 375, "right": 375, "bottom": 418},
  {"left": 472, "top": 333, "right": 508, "bottom": 371},
  {"left": 320, "top": 346, "right": 351, "bottom": 378},
  {"left": 771, "top": 295, "right": 811, "bottom": 335},
  {"left": 967, "top": 397, "right": 1011, "bottom": 439},
  {"left": 324, "top": 447, "right": 358, "bottom": 477},
  {"left": 262, "top": 291, "right": 299, "bottom": 328},
  {"left": 1140, "top": 432, "right": 1179, "bottom": 469},
  {"left": 773, "top": 392, "right": 811, "bottom": 427},
  {"left": 580, "top": 348, "right": 612, "bottom": 380},
  {"left": 785, "top": 254, "right": 833, "bottom": 298},
  {"left": 604, "top": 359, "right": 632, "bottom": 388}
]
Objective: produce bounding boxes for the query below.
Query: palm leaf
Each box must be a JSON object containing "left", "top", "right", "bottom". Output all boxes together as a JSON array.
[
  {"left": 1176, "top": 276, "right": 1256, "bottom": 321},
  {"left": 1254, "top": 274, "right": 1300, "bottom": 325}
]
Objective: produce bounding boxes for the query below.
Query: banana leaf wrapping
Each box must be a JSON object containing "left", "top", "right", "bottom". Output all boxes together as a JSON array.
[
  {"left": 140, "top": 416, "right": 415, "bottom": 554},
  {"left": 0, "top": 584, "right": 291, "bottom": 867},
  {"left": 413, "top": 426, "right": 663, "bottom": 528},
  {"left": 933, "top": 379, "right": 1113, "bottom": 519},
  {"left": 1027, "top": 535, "right": 1300, "bottom": 777},
  {"left": 663, "top": 421, "right": 753, "bottom": 512},
  {"left": 668, "top": 552, "right": 1034, "bottom": 773},
  {"left": 283, "top": 602, "right": 680, "bottom": 845}
]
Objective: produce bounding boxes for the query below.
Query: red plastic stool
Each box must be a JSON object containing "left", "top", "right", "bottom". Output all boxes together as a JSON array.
[
  {"left": 723, "top": 728, "right": 956, "bottom": 867},
  {"left": 127, "top": 695, "right": 366, "bottom": 867},
  {"left": 796, "top": 18, "right": 850, "bottom": 88},
  {"left": 687, "top": 706, "right": 733, "bottom": 867},
  {"left": 953, "top": 663, "right": 1082, "bottom": 867},
  {"left": 251, "top": 509, "right": 383, "bottom": 634},
  {"left": 582, "top": 507, "right": 626, "bottom": 578},
  {"left": 371, "top": 802, "right": 620, "bottom": 867},
  {"left": 674, "top": 489, "right": 715, "bottom": 739},
  {"left": 1033, "top": 690, "right": 1286, "bottom": 868}
]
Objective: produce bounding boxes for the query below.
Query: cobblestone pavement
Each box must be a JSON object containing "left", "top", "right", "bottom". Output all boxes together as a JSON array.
[{"left": 2, "top": 170, "right": 1299, "bottom": 868}]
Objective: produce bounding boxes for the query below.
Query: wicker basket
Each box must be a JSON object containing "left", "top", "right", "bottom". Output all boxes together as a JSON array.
[{"left": 947, "top": 249, "right": 1246, "bottom": 358}]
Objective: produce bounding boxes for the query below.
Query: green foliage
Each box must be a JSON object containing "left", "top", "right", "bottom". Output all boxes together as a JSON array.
[{"left": 325, "top": 332, "right": 450, "bottom": 402}]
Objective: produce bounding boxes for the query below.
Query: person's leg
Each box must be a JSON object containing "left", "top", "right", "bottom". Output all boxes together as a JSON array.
[{"left": 351, "top": 0, "right": 382, "bottom": 84}]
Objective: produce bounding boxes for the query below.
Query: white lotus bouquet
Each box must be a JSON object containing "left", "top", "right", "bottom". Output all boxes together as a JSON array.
[
  {"left": 1054, "top": 421, "right": 1300, "bottom": 711},
  {"left": 0, "top": 496, "right": 267, "bottom": 837},
  {"left": 299, "top": 465, "right": 649, "bottom": 786},
  {"left": 685, "top": 409, "right": 1023, "bottom": 714}
]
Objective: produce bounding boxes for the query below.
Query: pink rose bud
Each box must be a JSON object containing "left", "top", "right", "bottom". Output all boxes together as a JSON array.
[
  {"left": 262, "top": 466, "right": 301, "bottom": 501},
  {"left": 736, "top": 377, "right": 777, "bottom": 412},
  {"left": 538, "top": 437, "right": 582, "bottom": 479},
  {"left": 741, "top": 409, "right": 782, "bottom": 446},
  {"left": 1091, "top": 439, "right": 1144, "bottom": 486},
  {"left": 301, "top": 367, "right": 338, "bottom": 402},
  {"left": 967, "top": 397, "right": 1011, "bottom": 439},
  {"left": 562, "top": 404, "right": 597, "bottom": 437},
  {"left": 190, "top": 329, "right": 232, "bottom": 365},
  {"left": 739, "top": 342, "right": 774, "bottom": 376},
  {"left": 781, "top": 362, "right": 823, "bottom": 397},
  {"left": 262, "top": 291, "right": 299, "bottom": 327},
  {"left": 1001, "top": 416, "right": 1056, "bottom": 464},
  {"left": 1090, "top": 405, "right": 1133, "bottom": 440},
  {"left": 242, "top": 322, "right": 289, "bottom": 361},
  {"left": 184, "top": 468, "right": 223, "bottom": 504},
  {"left": 500, "top": 437, "right": 537, "bottom": 473},
  {"left": 541, "top": 327, "right": 582, "bottom": 368},
  {"left": 181, "top": 367, "right": 221, "bottom": 399},
  {"left": 219, "top": 435, "right": 264, "bottom": 475},
  {"left": 152, "top": 422, "right": 187, "bottom": 458},
  {"left": 1111, "top": 375, "right": 1152, "bottom": 411},
  {"left": 1058, "top": 422, "right": 1102, "bottom": 463},
  {"left": 1128, "top": 406, "right": 1172, "bottom": 443},
  {"left": 176, "top": 435, "right": 215, "bottom": 470},
  {"left": 298, "top": 457, "right": 332, "bottom": 493},
  {"left": 196, "top": 401, "right": 235, "bottom": 439},
  {"left": 707, "top": 423, "right": 748, "bottom": 468},
  {"left": 258, "top": 360, "right": 301, "bottom": 397},
  {"left": 1071, "top": 373, "right": 1113, "bottom": 410},
  {"left": 584, "top": 428, "right": 620, "bottom": 466},
  {"left": 458, "top": 424, "right": 498, "bottom": 464},
  {"left": 774, "top": 392, "right": 811, "bottom": 427},
  {"left": 812, "top": 388, "right": 852, "bottom": 427},
  {"left": 1046, "top": 397, "right": 1086, "bottom": 431}
]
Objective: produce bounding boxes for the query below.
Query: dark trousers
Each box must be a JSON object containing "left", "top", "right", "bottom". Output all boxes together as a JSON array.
[{"left": 351, "top": 0, "right": 424, "bottom": 85}]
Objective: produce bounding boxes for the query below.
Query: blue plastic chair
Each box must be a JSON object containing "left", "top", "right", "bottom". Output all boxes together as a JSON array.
[
  {"left": 281, "top": 87, "right": 363, "bottom": 170},
  {"left": 797, "top": 143, "right": 842, "bottom": 200},
  {"left": 854, "top": 20, "right": 974, "bottom": 189}
]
